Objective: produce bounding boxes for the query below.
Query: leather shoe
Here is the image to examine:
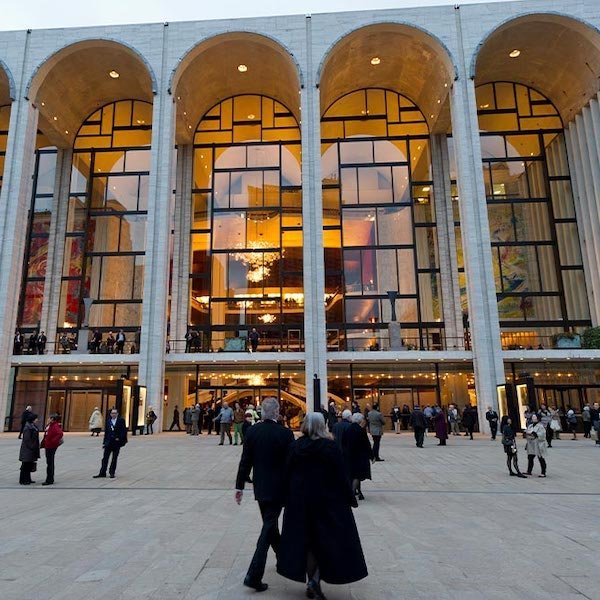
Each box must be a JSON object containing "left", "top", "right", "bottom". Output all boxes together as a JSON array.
[
  {"left": 93, "top": 474, "right": 106, "bottom": 478},
  {"left": 42, "top": 481, "right": 53, "bottom": 486},
  {"left": 306, "top": 579, "right": 327, "bottom": 599},
  {"left": 375, "top": 458, "right": 385, "bottom": 462},
  {"left": 109, "top": 474, "right": 115, "bottom": 478},
  {"left": 243, "top": 576, "right": 268, "bottom": 592}
]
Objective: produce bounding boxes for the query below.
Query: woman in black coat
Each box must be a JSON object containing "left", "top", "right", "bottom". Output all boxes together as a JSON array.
[
  {"left": 277, "top": 413, "right": 368, "bottom": 599},
  {"left": 19, "top": 413, "right": 40, "bottom": 485},
  {"left": 345, "top": 413, "right": 373, "bottom": 500}
]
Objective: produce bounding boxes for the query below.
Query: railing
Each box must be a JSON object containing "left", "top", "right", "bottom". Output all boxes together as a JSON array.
[
  {"left": 168, "top": 333, "right": 305, "bottom": 354},
  {"left": 12, "top": 336, "right": 138, "bottom": 356},
  {"left": 327, "top": 329, "right": 470, "bottom": 352},
  {"left": 501, "top": 333, "right": 587, "bottom": 351}
]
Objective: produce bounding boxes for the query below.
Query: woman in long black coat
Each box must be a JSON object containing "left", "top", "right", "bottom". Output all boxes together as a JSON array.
[
  {"left": 277, "top": 412, "right": 368, "bottom": 599},
  {"left": 345, "top": 413, "right": 373, "bottom": 500},
  {"left": 19, "top": 413, "right": 40, "bottom": 485}
]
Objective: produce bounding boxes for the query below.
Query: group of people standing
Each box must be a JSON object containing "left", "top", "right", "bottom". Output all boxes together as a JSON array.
[{"left": 13, "top": 329, "right": 47, "bottom": 355}]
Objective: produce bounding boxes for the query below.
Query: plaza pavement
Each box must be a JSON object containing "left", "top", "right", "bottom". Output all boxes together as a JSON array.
[{"left": 0, "top": 429, "right": 599, "bottom": 600}]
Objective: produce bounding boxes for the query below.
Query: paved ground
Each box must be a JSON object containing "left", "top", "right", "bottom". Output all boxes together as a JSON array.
[{"left": 0, "top": 429, "right": 599, "bottom": 600}]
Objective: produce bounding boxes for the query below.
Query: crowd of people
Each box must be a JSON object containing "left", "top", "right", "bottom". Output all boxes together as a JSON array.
[{"left": 12, "top": 329, "right": 47, "bottom": 355}]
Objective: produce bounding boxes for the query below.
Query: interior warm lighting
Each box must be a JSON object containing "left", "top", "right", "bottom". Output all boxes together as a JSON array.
[
  {"left": 370, "top": 57, "right": 381, "bottom": 65},
  {"left": 234, "top": 240, "right": 280, "bottom": 282},
  {"left": 109, "top": 70, "right": 120, "bottom": 78},
  {"left": 237, "top": 64, "right": 248, "bottom": 72},
  {"left": 247, "top": 114, "right": 255, "bottom": 120},
  {"left": 509, "top": 49, "right": 521, "bottom": 58},
  {"left": 422, "top": 186, "right": 431, "bottom": 192},
  {"left": 259, "top": 313, "right": 276, "bottom": 324},
  {"left": 53, "top": 116, "right": 58, "bottom": 121}
]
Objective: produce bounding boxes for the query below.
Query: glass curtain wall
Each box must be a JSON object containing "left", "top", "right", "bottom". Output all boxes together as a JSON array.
[
  {"left": 477, "top": 82, "right": 590, "bottom": 349},
  {"left": 321, "top": 89, "right": 442, "bottom": 351},
  {"left": 189, "top": 94, "right": 303, "bottom": 352},
  {"left": 57, "top": 100, "right": 152, "bottom": 348}
]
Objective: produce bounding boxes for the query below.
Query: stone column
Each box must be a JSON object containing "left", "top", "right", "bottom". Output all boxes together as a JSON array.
[
  {"left": 450, "top": 76, "right": 504, "bottom": 431},
  {"left": 431, "top": 133, "right": 464, "bottom": 349},
  {"left": 0, "top": 99, "right": 38, "bottom": 422},
  {"left": 170, "top": 144, "right": 193, "bottom": 352},
  {"left": 301, "top": 18, "right": 328, "bottom": 410},
  {"left": 43, "top": 148, "right": 72, "bottom": 351},
  {"left": 138, "top": 55, "right": 176, "bottom": 432}
]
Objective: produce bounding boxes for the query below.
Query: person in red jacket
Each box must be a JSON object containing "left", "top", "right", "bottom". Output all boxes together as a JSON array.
[{"left": 40, "top": 414, "right": 63, "bottom": 486}]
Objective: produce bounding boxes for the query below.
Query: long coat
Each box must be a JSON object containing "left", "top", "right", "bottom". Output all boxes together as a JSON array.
[
  {"left": 345, "top": 423, "right": 373, "bottom": 482},
  {"left": 276, "top": 436, "right": 368, "bottom": 585},
  {"left": 525, "top": 423, "right": 548, "bottom": 458},
  {"left": 367, "top": 409, "right": 385, "bottom": 436},
  {"left": 89, "top": 410, "right": 103, "bottom": 430},
  {"left": 19, "top": 422, "right": 40, "bottom": 462},
  {"left": 434, "top": 411, "right": 448, "bottom": 441}
]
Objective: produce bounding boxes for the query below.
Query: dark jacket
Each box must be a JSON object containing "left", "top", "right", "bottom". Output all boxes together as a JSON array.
[
  {"left": 345, "top": 423, "right": 373, "bottom": 482},
  {"left": 20, "top": 409, "right": 33, "bottom": 429},
  {"left": 463, "top": 406, "right": 478, "bottom": 429},
  {"left": 103, "top": 416, "right": 128, "bottom": 449},
  {"left": 276, "top": 436, "right": 368, "bottom": 585},
  {"left": 410, "top": 409, "right": 427, "bottom": 430},
  {"left": 19, "top": 422, "right": 40, "bottom": 462},
  {"left": 235, "top": 419, "right": 295, "bottom": 503},
  {"left": 433, "top": 411, "right": 448, "bottom": 440},
  {"left": 332, "top": 419, "right": 352, "bottom": 449}
]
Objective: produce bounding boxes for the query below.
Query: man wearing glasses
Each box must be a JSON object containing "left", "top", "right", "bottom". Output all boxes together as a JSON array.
[{"left": 93, "top": 408, "right": 128, "bottom": 479}]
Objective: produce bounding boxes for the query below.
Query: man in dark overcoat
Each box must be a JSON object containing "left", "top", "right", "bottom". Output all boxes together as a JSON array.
[{"left": 93, "top": 408, "right": 127, "bottom": 479}]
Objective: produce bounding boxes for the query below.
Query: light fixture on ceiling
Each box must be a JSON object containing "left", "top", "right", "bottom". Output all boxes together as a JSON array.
[
  {"left": 237, "top": 64, "right": 248, "bottom": 72},
  {"left": 53, "top": 116, "right": 57, "bottom": 121},
  {"left": 509, "top": 49, "right": 521, "bottom": 58},
  {"left": 370, "top": 56, "right": 381, "bottom": 65},
  {"left": 109, "top": 70, "right": 120, "bottom": 78},
  {"left": 422, "top": 186, "right": 431, "bottom": 192},
  {"left": 247, "top": 114, "right": 255, "bottom": 120},
  {"left": 41, "top": 101, "right": 45, "bottom": 106}
]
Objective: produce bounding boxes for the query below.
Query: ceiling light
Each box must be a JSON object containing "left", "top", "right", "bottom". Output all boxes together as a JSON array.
[
  {"left": 370, "top": 57, "right": 381, "bottom": 65},
  {"left": 248, "top": 114, "right": 255, "bottom": 120},
  {"left": 238, "top": 64, "right": 248, "bottom": 72},
  {"left": 53, "top": 116, "right": 57, "bottom": 121},
  {"left": 509, "top": 49, "right": 521, "bottom": 58},
  {"left": 422, "top": 186, "right": 431, "bottom": 192},
  {"left": 41, "top": 102, "right": 45, "bottom": 106},
  {"left": 109, "top": 70, "right": 120, "bottom": 78},
  {"left": 65, "top": 130, "right": 69, "bottom": 134}
]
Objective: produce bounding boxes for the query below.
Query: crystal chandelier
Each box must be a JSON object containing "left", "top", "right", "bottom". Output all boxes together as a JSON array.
[{"left": 234, "top": 240, "right": 281, "bottom": 282}]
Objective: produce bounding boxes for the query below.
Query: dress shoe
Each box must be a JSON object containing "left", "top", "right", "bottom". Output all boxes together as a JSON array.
[
  {"left": 306, "top": 579, "right": 327, "bottom": 599},
  {"left": 109, "top": 474, "right": 115, "bottom": 478},
  {"left": 375, "top": 458, "right": 385, "bottom": 462},
  {"left": 517, "top": 473, "right": 527, "bottom": 478},
  {"left": 218, "top": 442, "right": 224, "bottom": 446},
  {"left": 243, "top": 576, "right": 268, "bottom": 592},
  {"left": 357, "top": 491, "right": 365, "bottom": 500},
  {"left": 93, "top": 474, "right": 106, "bottom": 478},
  {"left": 42, "top": 481, "right": 53, "bottom": 486}
]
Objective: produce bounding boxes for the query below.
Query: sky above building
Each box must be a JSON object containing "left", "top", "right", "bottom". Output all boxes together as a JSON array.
[{"left": 3, "top": 0, "right": 508, "bottom": 31}]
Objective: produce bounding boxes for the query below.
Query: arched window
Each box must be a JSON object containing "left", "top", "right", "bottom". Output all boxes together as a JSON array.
[
  {"left": 322, "top": 88, "right": 441, "bottom": 351},
  {"left": 477, "top": 82, "right": 590, "bottom": 348},
  {"left": 189, "top": 94, "right": 303, "bottom": 351},
  {"left": 57, "top": 100, "right": 152, "bottom": 348}
]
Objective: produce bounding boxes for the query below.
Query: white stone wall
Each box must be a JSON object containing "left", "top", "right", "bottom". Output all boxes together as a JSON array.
[{"left": 1, "top": 0, "right": 600, "bottom": 429}]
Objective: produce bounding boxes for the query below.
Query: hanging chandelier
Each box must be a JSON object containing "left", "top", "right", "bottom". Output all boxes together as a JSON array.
[{"left": 234, "top": 240, "right": 282, "bottom": 282}]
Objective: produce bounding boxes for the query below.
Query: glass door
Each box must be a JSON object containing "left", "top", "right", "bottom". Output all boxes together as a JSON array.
[{"left": 66, "top": 390, "right": 103, "bottom": 431}]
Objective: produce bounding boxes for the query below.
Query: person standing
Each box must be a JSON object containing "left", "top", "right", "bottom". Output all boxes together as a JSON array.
[
  {"left": 485, "top": 406, "right": 499, "bottom": 440},
  {"left": 525, "top": 414, "right": 548, "bottom": 477},
  {"left": 249, "top": 327, "right": 260, "bottom": 353},
  {"left": 106, "top": 331, "right": 115, "bottom": 353},
  {"left": 37, "top": 330, "right": 47, "bottom": 355},
  {"left": 190, "top": 404, "right": 200, "bottom": 436},
  {"left": 88, "top": 407, "right": 103, "bottom": 436},
  {"left": 433, "top": 408, "right": 448, "bottom": 446},
  {"left": 183, "top": 406, "right": 191, "bottom": 434},
  {"left": 582, "top": 404, "right": 592, "bottom": 439},
  {"left": 566, "top": 406, "right": 578, "bottom": 440},
  {"left": 233, "top": 402, "right": 245, "bottom": 445},
  {"left": 327, "top": 401, "right": 338, "bottom": 432},
  {"left": 332, "top": 409, "right": 352, "bottom": 448},
  {"left": 242, "top": 409, "right": 254, "bottom": 440},
  {"left": 345, "top": 413, "right": 373, "bottom": 501},
  {"left": 401, "top": 404, "right": 411, "bottom": 430},
  {"left": 18, "top": 405, "right": 33, "bottom": 439},
  {"left": 367, "top": 403, "right": 385, "bottom": 461},
  {"left": 448, "top": 404, "right": 460, "bottom": 436},
  {"left": 410, "top": 405, "right": 427, "bottom": 448},
  {"left": 501, "top": 417, "right": 526, "bottom": 478},
  {"left": 234, "top": 397, "right": 294, "bottom": 592},
  {"left": 462, "top": 405, "right": 477, "bottom": 440},
  {"left": 40, "top": 414, "right": 63, "bottom": 485},
  {"left": 91, "top": 329, "right": 102, "bottom": 354},
  {"left": 27, "top": 331, "right": 37, "bottom": 354},
  {"left": 145, "top": 408, "right": 157, "bottom": 435},
  {"left": 391, "top": 405, "right": 401, "bottom": 434},
  {"left": 538, "top": 404, "right": 554, "bottom": 448},
  {"left": 169, "top": 405, "right": 181, "bottom": 431},
  {"left": 93, "top": 408, "right": 128, "bottom": 479},
  {"left": 115, "top": 330, "right": 126, "bottom": 354},
  {"left": 19, "top": 413, "right": 40, "bottom": 485},
  {"left": 217, "top": 401, "right": 234, "bottom": 445},
  {"left": 13, "top": 329, "right": 23, "bottom": 355},
  {"left": 205, "top": 405, "right": 215, "bottom": 435},
  {"left": 276, "top": 413, "right": 368, "bottom": 599}
]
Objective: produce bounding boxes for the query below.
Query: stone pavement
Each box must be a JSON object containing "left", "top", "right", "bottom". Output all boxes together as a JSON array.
[{"left": 1, "top": 430, "right": 599, "bottom": 600}]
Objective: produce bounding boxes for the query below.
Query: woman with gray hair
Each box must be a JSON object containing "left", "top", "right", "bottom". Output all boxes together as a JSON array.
[
  {"left": 345, "top": 412, "right": 373, "bottom": 501},
  {"left": 277, "top": 412, "right": 368, "bottom": 599}
]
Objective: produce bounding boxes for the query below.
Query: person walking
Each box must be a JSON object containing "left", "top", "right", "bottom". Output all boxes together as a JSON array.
[
  {"left": 367, "top": 403, "right": 385, "bottom": 461},
  {"left": 410, "top": 405, "right": 427, "bottom": 448},
  {"left": 462, "top": 405, "right": 477, "bottom": 440},
  {"left": 145, "top": 408, "right": 157, "bottom": 434},
  {"left": 327, "top": 401, "right": 338, "bottom": 432},
  {"left": 88, "top": 407, "right": 103, "bottom": 436},
  {"left": 401, "top": 404, "right": 411, "bottom": 430},
  {"left": 433, "top": 408, "right": 448, "bottom": 446},
  {"left": 18, "top": 405, "right": 33, "bottom": 439},
  {"left": 234, "top": 397, "right": 294, "bottom": 592},
  {"left": 501, "top": 417, "right": 526, "bottom": 478},
  {"left": 276, "top": 412, "right": 368, "bottom": 599},
  {"left": 582, "top": 404, "right": 592, "bottom": 438},
  {"left": 566, "top": 406, "right": 578, "bottom": 440},
  {"left": 19, "top": 413, "right": 40, "bottom": 485},
  {"left": 217, "top": 401, "right": 234, "bottom": 445},
  {"left": 205, "top": 405, "right": 215, "bottom": 435},
  {"left": 332, "top": 409, "right": 352, "bottom": 448},
  {"left": 242, "top": 409, "right": 254, "bottom": 440},
  {"left": 525, "top": 414, "right": 548, "bottom": 477},
  {"left": 591, "top": 402, "right": 600, "bottom": 446},
  {"left": 538, "top": 404, "right": 554, "bottom": 448},
  {"left": 190, "top": 404, "right": 201, "bottom": 436},
  {"left": 40, "top": 414, "right": 63, "bottom": 485},
  {"left": 485, "top": 406, "right": 499, "bottom": 440},
  {"left": 169, "top": 405, "right": 182, "bottom": 431},
  {"left": 345, "top": 412, "right": 373, "bottom": 501},
  {"left": 391, "top": 405, "right": 401, "bottom": 434},
  {"left": 233, "top": 402, "right": 245, "bottom": 445},
  {"left": 93, "top": 408, "right": 128, "bottom": 479}
]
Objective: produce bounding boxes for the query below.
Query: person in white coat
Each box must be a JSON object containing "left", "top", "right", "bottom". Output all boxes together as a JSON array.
[
  {"left": 89, "top": 407, "right": 103, "bottom": 437},
  {"left": 525, "top": 414, "right": 548, "bottom": 477}
]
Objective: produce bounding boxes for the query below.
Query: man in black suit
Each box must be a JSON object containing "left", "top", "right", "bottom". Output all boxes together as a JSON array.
[
  {"left": 93, "top": 408, "right": 128, "bottom": 479},
  {"left": 235, "top": 397, "right": 294, "bottom": 592},
  {"left": 410, "top": 405, "right": 427, "bottom": 448}
]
